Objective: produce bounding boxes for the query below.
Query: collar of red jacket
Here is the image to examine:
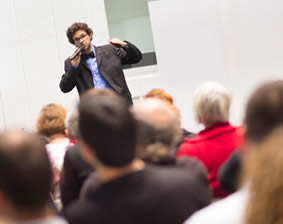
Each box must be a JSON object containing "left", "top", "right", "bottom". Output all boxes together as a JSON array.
[{"left": 193, "top": 122, "right": 239, "bottom": 141}]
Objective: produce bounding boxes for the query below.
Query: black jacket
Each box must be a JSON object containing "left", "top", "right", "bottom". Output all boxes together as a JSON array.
[
  {"left": 60, "top": 144, "right": 94, "bottom": 208},
  {"left": 64, "top": 166, "right": 211, "bottom": 224},
  {"left": 60, "top": 42, "right": 142, "bottom": 104}
]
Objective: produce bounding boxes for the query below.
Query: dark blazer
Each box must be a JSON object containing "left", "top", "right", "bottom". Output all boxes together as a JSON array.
[
  {"left": 60, "top": 144, "right": 94, "bottom": 208},
  {"left": 59, "top": 41, "right": 142, "bottom": 104}
]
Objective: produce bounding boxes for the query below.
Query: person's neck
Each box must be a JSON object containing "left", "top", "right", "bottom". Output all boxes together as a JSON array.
[
  {"left": 5, "top": 206, "right": 55, "bottom": 222},
  {"left": 84, "top": 44, "right": 93, "bottom": 54},
  {"left": 49, "top": 134, "right": 68, "bottom": 143},
  {"left": 97, "top": 159, "right": 145, "bottom": 183}
]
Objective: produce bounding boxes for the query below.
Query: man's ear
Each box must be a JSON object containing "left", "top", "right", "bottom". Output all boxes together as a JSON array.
[{"left": 80, "top": 142, "right": 96, "bottom": 166}]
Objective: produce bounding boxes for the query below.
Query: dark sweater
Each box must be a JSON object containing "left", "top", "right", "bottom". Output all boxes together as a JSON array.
[
  {"left": 60, "top": 144, "right": 94, "bottom": 208},
  {"left": 218, "top": 149, "right": 242, "bottom": 193},
  {"left": 64, "top": 165, "right": 211, "bottom": 224}
]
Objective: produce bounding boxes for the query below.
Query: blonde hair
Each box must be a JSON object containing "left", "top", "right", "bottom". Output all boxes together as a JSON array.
[
  {"left": 193, "top": 82, "right": 231, "bottom": 126},
  {"left": 244, "top": 126, "right": 283, "bottom": 224}
]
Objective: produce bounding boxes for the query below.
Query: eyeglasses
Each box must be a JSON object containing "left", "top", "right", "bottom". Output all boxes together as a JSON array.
[{"left": 73, "top": 33, "right": 88, "bottom": 43}]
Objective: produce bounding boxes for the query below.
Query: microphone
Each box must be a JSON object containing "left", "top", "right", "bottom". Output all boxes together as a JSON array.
[{"left": 69, "top": 47, "right": 83, "bottom": 61}]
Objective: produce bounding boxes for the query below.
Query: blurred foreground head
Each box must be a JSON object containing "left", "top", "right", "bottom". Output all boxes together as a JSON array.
[
  {"left": 244, "top": 126, "right": 283, "bottom": 224},
  {"left": 0, "top": 131, "right": 52, "bottom": 217},
  {"left": 78, "top": 91, "right": 137, "bottom": 167},
  {"left": 132, "top": 98, "right": 181, "bottom": 163},
  {"left": 244, "top": 80, "right": 283, "bottom": 144}
]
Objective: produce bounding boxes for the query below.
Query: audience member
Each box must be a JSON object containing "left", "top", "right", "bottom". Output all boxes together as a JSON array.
[
  {"left": 64, "top": 108, "right": 79, "bottom": 144},
  {"left": 60, "top": 108, "right": 93, "bottom": 208},
  {"left": 0, "top": 130, "right": 67, "bottom": 224},
  {"left": 218, "top": 149, "right": 242, "bottom": 193},
  {"left": 132, "top": 98, "right": 181, "bottom": 164},
  {"left": 244, "top": 126, "right": 283, "bottom": 224},
  {"left": 64, "top": 93, "right": 211, "bottom": 224},
  {"left": 177, "top": 82, "right": 243, "bottom": 197},
  {"left": 61, "top": 89, "right": 117, "bottom": 208},
  {"left": 145, "top": 88, "right": 195, "bottom": 140},
  {"left": 36, "top": 103, "right": 69, "bottom": 209},
  {"left": 185, "top": 80, "right": 283, "bottom": 224},
  {"left": 131, "top": 98, "right": 208, "bottom": 183}
]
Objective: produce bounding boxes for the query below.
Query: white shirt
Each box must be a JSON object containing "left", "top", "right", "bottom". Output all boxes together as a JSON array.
[
  {"left": 184, "top": 188, "right": 248, "bottom": 224},
  {"left": 46, "top": 139, "right": 70, "bottom": 172}
]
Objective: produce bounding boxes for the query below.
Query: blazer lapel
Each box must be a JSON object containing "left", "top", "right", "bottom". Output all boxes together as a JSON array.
[{"left": 95, "top": 46, "right": 105, "bottom": 68}]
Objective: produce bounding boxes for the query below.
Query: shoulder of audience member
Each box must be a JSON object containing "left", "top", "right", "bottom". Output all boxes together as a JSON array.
[
  {"left": 177, "top": 157, "right": 208, "bottom": 178},
  {"left": 63, "top": 199, "right": 104, "bottom": 224}
]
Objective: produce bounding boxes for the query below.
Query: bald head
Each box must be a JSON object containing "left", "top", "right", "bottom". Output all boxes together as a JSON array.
[
  {"left": 131, "top": 99, "right": 181, "bottom": 163},
  {"left": 0, "top": 131, "right": 52, "bottom": 211},
  {"left": 132, "top": 98, "right": 179, "bottom": 130}
]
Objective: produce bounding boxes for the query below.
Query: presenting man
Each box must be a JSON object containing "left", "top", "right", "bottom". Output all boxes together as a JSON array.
[{"left": 59, "top": 22, "right": 142, "bottom": 104}]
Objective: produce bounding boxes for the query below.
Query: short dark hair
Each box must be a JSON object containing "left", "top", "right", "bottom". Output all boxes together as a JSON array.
[
  {"left": 0, "top": 131, "right": 52, "bottom": 210},
  {"left": 66, "top": 22, "right": 93, "bottom": 45},
  {"left": 244, "top": 80, "right": 283, "bottom": 143},
  {"left": 78, "top": 94, "right": 137, "bottom": 167}
]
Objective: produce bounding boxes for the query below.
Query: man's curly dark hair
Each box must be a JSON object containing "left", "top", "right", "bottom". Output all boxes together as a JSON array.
[{"left": 66, "top": 22, "right": 93, "bottom": 45}]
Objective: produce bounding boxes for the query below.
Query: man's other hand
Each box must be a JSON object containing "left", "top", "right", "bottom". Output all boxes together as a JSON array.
[{"left": 108, "top": 38, "right": 128, "bottom": 48}]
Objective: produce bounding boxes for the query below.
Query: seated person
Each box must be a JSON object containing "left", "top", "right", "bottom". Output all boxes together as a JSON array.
[
  {"left": 177, "top": 82, "right": 243, "bottom": 198},
  {"left": 218, "top": 149, "right": 242, "bottom": 193},
  {"left": 145, "top": 88, "right": 195, "bottom": 141},
  {"left": 36, "top": 103, "right": 70, "bottom": 209},
  {"left": 64, "top": 92, "right": 211, "bottom": 224},
  {"left": 131, "top": 98, "right": 208, "bottom": 184},
  {"left": 60, "top": 108, "right": 93, "bottom": 208},
  {"left": 185, "top": 80, "right": 283, "bottom": 223},
  {"left": 0, "top": 130, "right": 67, "bottom": 224}
]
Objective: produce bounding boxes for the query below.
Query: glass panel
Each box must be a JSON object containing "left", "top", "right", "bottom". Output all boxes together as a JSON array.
[{"left": 105, "top": 0, "right": 157, "bottom": 68}]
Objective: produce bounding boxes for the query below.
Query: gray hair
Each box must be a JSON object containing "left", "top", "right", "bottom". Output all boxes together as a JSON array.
[
  {"left": 64, "top": 108, "right": 79, "bottom": 139},
  {"left": 131, "top": 98, "right": 181, "bottom": 163},
  {"left": 193, "top": 82, "right": 231, "bottom": 126}
]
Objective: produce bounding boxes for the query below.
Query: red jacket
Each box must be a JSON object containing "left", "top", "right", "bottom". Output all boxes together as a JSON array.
[{"left": 177, "top": 122, "right": 243, "bottom": 197}]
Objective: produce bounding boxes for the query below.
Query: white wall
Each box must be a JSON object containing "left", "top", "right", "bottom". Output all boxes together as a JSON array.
[
  {"left": 0, "top": 0, "right": 109, "bottom": 130},
  {"left": 148, "top": 0, "right": 283, "bottom": 132},
  {"left": 1, "top": 0, "right": 283, "bottom": 132}
]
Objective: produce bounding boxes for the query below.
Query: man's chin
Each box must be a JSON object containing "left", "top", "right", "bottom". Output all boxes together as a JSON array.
[{"left": 83, "top": 45, "right": 92, "bottom": 53}]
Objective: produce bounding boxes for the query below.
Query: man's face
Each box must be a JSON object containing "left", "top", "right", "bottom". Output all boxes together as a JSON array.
[{"left": 73, "top": 29, "right": 92, "bottom": 51}]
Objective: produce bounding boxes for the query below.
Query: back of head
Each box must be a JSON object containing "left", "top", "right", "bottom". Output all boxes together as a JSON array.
[
  {"left": 36, "top": 103, "right": 67, "bottom": 139},
  {"left": 193, "top": 82, "right": 231, "bottom": 126},
  {"left": 0, "top": 131, "right": 52, "bottom": 212},
  {"left": 144, "top": 89, "right": 174, "bottom": 105},
  {"left": 144, "top": 88, "right": 181, "bottom": 121},
  {"left": 131, "top": 98, "right": 181, "bottom": 163},
  {"left": 244, "top": 80, "right": 283, "bottom": 144},
  {"left": 79, "top": 93, "right": 136, "bottom": 167},
  {"left": 65, "top": 108, "right": 79, "bottom": 139}
]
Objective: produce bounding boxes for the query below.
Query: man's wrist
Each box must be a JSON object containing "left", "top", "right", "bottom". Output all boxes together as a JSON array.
[
  {"left": 122, "top": 41, "right": 128, "bottom": 48},
  {"left": 71, "top": 63, "right": 79, "bottom": 70}
]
